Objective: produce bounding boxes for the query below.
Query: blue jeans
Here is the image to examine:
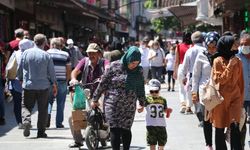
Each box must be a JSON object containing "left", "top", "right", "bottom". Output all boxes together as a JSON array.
[
  {"left": 151, "top": 66, "right": 164, "bottom": 83},
  {"left": 0, "top": 80, "right": 4, "bottom": 118},
  {"left": 48, "top": 81, "right": 67, "bottom": 126},
  {"left": 11, "top": 90, "right": 22, "bottom": 124}
]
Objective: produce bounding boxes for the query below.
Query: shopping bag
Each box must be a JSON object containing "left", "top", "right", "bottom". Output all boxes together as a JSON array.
[{"left": 73, "top": 85, "right": 86, "bottom": 110}]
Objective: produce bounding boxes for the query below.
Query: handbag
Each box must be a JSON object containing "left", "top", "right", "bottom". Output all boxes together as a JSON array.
[
  {"left": 201, "top": 71, "right": 224, "bottom": 111},
  {"left": 6, "top": 52, "right": 17, "bottom": 80}
]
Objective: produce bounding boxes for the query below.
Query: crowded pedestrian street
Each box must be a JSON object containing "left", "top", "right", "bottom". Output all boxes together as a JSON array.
[{"left": 0, "top": 84, "right": 249, "bottom": 150}]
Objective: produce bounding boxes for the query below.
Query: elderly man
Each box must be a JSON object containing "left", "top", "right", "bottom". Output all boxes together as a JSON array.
[
  {"left": 68, "top": 43, "right": 109, "bottom": 148},
  {"left": 237, "top": 32, "right": 250, "bottom": 149},
  {"left": 180, "top": 31, "right": 206, "bottom": 116},
  {"left": 66, "top": 39, "right": 83, "bottom": 69},
  {"left": 47, "top": 38, "right": 71, "bottom": 128},
  {"left": 17, "top": 34, "right": 57, "bottom": 138}
]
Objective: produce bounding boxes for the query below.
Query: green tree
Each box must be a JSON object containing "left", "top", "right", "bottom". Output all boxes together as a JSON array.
[
  {"left": 151, "top": 18, "right": 165, "bottom": 33},
  {"left": 144, "top": 0, "right": 155, "bottom": 9}
]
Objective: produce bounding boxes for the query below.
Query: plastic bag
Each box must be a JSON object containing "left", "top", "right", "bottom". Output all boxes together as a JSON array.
[{"left": 73, "top": 85, "right": 86, "bottom": 110}]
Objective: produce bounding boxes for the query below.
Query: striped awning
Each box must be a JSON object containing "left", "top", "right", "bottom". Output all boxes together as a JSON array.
[{"left": 161, "top": 0, "right": 196, "bottom": 7}]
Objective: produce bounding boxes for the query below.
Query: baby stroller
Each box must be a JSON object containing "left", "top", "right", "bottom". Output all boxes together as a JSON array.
[
  {"left": 85, "top": 107, "right": 110, "bottom": 150},
  {"left": 69, "top": 80, "right": 110, "bottom": 150}
]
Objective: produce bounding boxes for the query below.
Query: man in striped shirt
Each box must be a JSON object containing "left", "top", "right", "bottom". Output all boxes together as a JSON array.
[{"left": 47, "top": 38, "right": 71, "bottom": 128}]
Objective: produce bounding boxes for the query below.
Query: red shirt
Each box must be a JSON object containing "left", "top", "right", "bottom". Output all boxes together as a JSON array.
[
  {"left": 178, "top": 43, "right": 191, "bottom": 64},
  {"left": 9, "top": 39, "right": 20, "bottom": 52}
]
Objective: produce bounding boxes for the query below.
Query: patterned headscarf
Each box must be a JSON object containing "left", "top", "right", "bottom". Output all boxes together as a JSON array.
[
  {"left": 121, "top": 46, "right": 145, "bottom": 97},
  {"left": 205, "top": 31, "right": 220, "bottom": 47}
]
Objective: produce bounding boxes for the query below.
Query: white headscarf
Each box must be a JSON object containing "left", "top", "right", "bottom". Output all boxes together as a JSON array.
[{"left": 19, "top": 39, "right": 34, "bottom": 52}]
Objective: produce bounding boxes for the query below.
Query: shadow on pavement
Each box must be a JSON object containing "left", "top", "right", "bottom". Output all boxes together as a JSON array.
[{"left": 0, "top": 100, "right": 38, "bottom": 137}]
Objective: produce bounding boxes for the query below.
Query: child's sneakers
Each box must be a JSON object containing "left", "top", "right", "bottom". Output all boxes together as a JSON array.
[{"left": 184, "top": 107, "right": 193, "bottom": 115}]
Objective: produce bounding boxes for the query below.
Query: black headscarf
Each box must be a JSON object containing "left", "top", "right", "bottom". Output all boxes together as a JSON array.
[{"left": 213, "top": 36, "right": 236, "bottom": 62}]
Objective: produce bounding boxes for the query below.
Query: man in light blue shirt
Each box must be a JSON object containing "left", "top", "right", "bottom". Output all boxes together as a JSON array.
[
  {"left": 17, "top": 34, "right": 57, "bottom": 138},
  {"left": 237, "top": 32, "right": 250, "bottom": 149}
]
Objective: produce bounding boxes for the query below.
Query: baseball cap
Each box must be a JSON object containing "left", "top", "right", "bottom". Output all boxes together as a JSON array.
[
  {"left": 66, "top": 39, "right": 74, "bottom": 44},
  {"left": 86, "top": 43, "right": 102, "bottom": 53},
  {"left": 148, "top": 79, "right": 161, "bottom": 91}
]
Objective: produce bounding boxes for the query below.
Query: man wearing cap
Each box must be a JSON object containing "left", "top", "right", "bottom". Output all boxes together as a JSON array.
[
  {"left": 66, "top": 39, "right": 83, "bottom": 69},
  {"left": 68, "top": 43, "right": 109, "bottom": 148},
  {"left": 139, "top": 36, "right": 150, "bottom": 83},
  {"left": 180, "top": 31, "right": 206, "bottom": 115}
]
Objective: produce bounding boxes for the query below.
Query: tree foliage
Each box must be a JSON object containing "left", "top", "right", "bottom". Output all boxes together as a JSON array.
[{"left": 144, "top": 0, "right": 155, "bottom": 9}]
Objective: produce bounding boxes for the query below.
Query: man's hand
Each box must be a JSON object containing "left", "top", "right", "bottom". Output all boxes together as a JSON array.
[
  {"left": 91, "top": 101, "right": 100, "bottom": 109},
  {"left": 173, "top": 71, "right": 177, "bottom": 80},
  {"left": 69, "top": 78, "right": 79, "bottom": 86},
  {"left": 137, "top": 105, "right": 144, "bottom": 113},
  {"left": 192, "top": 92, "right": 198, "bottom": 104},
  {"left": 182, "top": 78, "right": 187, "bottom": 85},
  {"left": 53, "top": 84, "right": 58, "bottom": 97}
]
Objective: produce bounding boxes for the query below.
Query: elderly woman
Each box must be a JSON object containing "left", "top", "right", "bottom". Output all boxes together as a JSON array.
[
  {"left": 191, "top": 32, "right": 220, "bottom": 150},
  {"left": 91, "top": 46, "right": 145, "bottom": 150},
  {"left": 148, "top": 41, "right": 166, "bottom": 83},
  {"left": 7, "top": 39, "right": 33, "bottom": 128},
  {"left": 211, "top": 36, "right": 244, "bottom": 150}
]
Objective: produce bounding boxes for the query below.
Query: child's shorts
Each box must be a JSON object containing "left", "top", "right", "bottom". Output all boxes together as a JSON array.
[{"left": 146, "top": 126, "right": 167, "bottom": 146}]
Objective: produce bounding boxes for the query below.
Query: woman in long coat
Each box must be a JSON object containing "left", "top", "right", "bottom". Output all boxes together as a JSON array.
[
  {"left": 92, "top": 46, "right": 145, "bottom": 150},
  {"left": 211, "top": 36, "right": 244, "bottom": 150}
]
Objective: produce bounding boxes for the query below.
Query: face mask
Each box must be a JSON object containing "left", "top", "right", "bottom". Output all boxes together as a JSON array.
[
  {"left": 170, "top": 51, "right": 175, "bottom": 55},
  {"left": 141, "top": 45, "right": 146, "bottom": 49},
  {"left": 153, "top": 46, "right": 158, "bottom": 50},
  {"left": 241, "top": 46, "right": 250, "bottom": 55}
]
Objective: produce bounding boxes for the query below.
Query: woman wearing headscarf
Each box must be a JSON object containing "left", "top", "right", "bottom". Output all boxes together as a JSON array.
[
  {"left": 91, "top": 46, "right": 145, "bottom": 150},
  {"left": 192, "top": 32, "right": 220, "bottom": 150},
  {"left": 6, "top": 39, "right": 33, "bottom": 128},
  {"left": 210, "top": 36, "right": 244, "bottom": 150}
]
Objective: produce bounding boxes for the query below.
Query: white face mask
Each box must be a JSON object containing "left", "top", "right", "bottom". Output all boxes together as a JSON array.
[
  {"left": 153, "top": 46, "right": 158, "bottom": 50},
  {"left": 141, "top": 45, "right": 146, "bottom": 49},
  {"left": 241, "top": 46, "right": 250, "bottom": 55}
]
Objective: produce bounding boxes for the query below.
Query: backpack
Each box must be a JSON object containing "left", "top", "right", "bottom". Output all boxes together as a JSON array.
[{"left": 6, "top": 52, "right": 18, "bottom": 80}]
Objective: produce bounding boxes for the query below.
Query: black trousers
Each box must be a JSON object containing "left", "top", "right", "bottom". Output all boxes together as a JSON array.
[
  {"left": 110, "top": 128, "right": 132, "bottom": 150},
  {"left": 215, "top": 123, "right": 242, "bottom": 150},
  {"left": 203, "top": 120, "right": 213, "bottom": 146}
]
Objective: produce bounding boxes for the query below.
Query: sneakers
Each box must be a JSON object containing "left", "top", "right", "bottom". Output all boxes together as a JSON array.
[
  {"left": 56, "top": 124, "right": 64, "bottom": 128},
  {"left": 185, "top": 107, "right": 194, "bottom": 115},
  {"left": 18, "top": 123, "right": 24, "bottom": 129},
  {"left": 68, "top": 142, "right": 83, "bottom": 148},
  {"left": 179, "top": 105, "right": 186, "bottom": 113},
  {"left": 198, "top": 121, "right": 204, "bottom": 128},
  {"left": 206, "top": 146, "right": 213, "bottom": 150},
  {"left": 0, "top": 117, "right": 5, "bottom": 125},
  {"left": 37, "top": 132, "right": 47, "bottom": 138},
  {"left": 46, "top": 114, "right": 51, "bottom": 128},
  {"left": 23, "top": 123, "right": 32, "bottom": 137}
]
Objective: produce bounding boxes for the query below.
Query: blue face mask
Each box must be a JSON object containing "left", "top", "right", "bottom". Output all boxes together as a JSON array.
[{"left": 240, "top": 46, "right": 250, "bottom": 55}]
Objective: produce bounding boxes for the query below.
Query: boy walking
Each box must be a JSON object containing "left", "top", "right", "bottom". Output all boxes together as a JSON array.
[{"left": 140, "top": 79, "right": 172, "bottom": 150}]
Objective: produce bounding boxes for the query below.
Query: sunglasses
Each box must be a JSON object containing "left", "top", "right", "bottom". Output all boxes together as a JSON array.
[{"left": 150, "top": 90, "right": 159, "bottom": 94}]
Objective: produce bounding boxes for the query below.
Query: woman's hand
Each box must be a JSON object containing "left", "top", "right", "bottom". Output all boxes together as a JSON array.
[
  {"left": 137, "top": 105, "right": 144, "bottom": 113},
  {"left": 228, "top": 57, "right": 238, "bottom": 67},
  {"left": 91, "top": 101, "right": 100, "bottom": 109}
]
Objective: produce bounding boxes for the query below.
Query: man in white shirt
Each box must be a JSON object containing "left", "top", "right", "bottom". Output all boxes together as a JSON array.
[
  {"left": 181, "top": 31, "right": 206, "bottom": 115},
  {"left": 139, "top": 37, "right": 150, "bottom": 83}
]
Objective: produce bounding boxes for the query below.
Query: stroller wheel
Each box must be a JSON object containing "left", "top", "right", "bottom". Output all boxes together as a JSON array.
[{"left": 85, "top": 126, "right": 99, "bottom": 150}]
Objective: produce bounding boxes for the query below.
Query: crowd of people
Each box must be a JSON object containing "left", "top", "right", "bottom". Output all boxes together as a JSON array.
[{"left": 1, "top": 27, "right": 250, "bottom": 150}]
